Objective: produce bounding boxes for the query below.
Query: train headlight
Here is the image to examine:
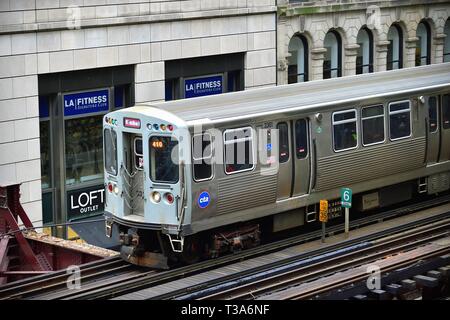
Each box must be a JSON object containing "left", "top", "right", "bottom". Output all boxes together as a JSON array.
[
  {"left": 113, "top": 185, "right": 119, "bottom": 195},
  {"left": 164, "top": 193, "right": 174, "bottom": 204},
  {"left": 151, "top": 191, "right": 161, "bottom": 203}
]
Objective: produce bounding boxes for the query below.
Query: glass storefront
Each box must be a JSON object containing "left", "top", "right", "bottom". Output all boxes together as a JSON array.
[{"left": 38, "top": 66, "right": 134, "bottom": 239}]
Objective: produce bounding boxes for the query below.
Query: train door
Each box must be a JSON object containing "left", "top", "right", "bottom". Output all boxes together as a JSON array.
[
  {"left": 292, "top": 119, "right": 311, "bottom": 196},
  {"left": 426, "top": 96, "right": 440, "bottom": 164},
  {"left": 276, "top": 121, "right": 292, "bottom": 200},
  {"left": 439, "top": 94, "right": 450, "bottom": 162},
  {"left": 122, "top": 133, "right": 144, "bottom": 216}
]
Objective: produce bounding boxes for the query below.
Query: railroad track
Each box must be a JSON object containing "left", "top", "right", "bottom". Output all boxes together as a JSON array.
[
  {"left": 0, "top": 256, "right": 142, "bottom": 300},
  {"left": 2, "top": 194, "right": 449, "bottom": 300},
  {"left": 185, "top": 218, "right": 450, "bottom": 300}
]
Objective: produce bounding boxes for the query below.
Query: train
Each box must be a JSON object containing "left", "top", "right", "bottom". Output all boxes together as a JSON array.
[{"left": 103, "top": 63, "right": 450, "bottom": 268}]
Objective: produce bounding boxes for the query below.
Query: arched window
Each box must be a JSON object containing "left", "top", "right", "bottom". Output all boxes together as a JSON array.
[
  {"left": 288, "top": 35, "right": 309, "bottom": 83},
  {"left": 444, "top": 19, "right": 450, "bottom": 63},
  {"left": 323, "top": 30, "right": 342, "bottom": 79},
  {"left": 356, "top": 27, "right": 374, "bottom": 74},
  {"left": 387, "top": 24, "right": 403, "bottom": 70},
  {"left": 416, "top": 21, "right": 431, "bottom": 66}
]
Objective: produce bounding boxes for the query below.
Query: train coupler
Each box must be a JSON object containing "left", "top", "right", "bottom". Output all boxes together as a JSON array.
[{"left": 120, "top": 245, "right": 169, "bottom": 269}]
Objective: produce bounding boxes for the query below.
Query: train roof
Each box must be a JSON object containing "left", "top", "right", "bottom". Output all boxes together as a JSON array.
[{"left": 144, "top": 63, "right": 450, "bottom": 125}]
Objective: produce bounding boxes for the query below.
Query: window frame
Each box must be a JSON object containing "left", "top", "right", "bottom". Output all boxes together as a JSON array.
[
  {"left": 148, "top": 135, "right": 180, "bottom": 184},
  {"left": 223, "top": 126, "right": 256, "bottom": 175},
  {"left": 442, "top": 94, "right": 450, "bottom": 130},
  {"left": 428, "top": 96, "right": 439, "bottom": 134},
  {"left": 295, "top": 119, "right": 309, "bottom": 159},
  {"left": 277, "top": 122, "right": 290, "bottom": 163},
  {"left": 332, "top": 109, "right": 359, "bottom": 153},
  {"left": 133, "top": 137, "right": 143, "bottom": 171},
  {"left": 192, "top": 132, "right": 214, "bottom": 182},
  {"left": 103, "top": 127, "right": 118, "bottom": 176},
  {"left": 361, "top": 104, "right": 386, "bottom": 147},
  {"left": 388, "top": 100, "right": 412, "bottom": 141}
]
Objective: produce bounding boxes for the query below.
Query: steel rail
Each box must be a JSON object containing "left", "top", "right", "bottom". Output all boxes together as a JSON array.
[
  {"left": 198, "top": 220, "right": 450, "bottom": 300},
  {"left": 18, "top": 195, "right": 450, "bottom": 300}
]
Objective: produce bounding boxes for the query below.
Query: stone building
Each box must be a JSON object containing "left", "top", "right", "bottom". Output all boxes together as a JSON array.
[
  {"left": 277, "top": 0, "right": 450, "bottom": 84},
  {"left": 0, "top": 0, "right": 277, "bottom": 240}
]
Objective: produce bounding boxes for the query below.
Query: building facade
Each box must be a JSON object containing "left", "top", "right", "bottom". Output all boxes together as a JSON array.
[
  {"left": 278, "top": 0, "right": 450, "bottom": 84},
  {"left": 0, "top": 0, "right": 277, "bottom": 240},
  {"left": 0, "top": 0, "right": 450, "bottom": 243}
]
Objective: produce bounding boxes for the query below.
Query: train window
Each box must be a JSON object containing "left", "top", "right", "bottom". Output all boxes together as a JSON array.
[
  {"left": 295, "top": 119, "right": 308, "bottom": 159},
  {"left": 332, "top": 110, "right": 357, "bottom": 152},
  {"left": 443, "top": 94, "right": 450, "bottom": 130},
  {"left": 224, "top": 127, "right": 254, "bottom": 174},
  {"left": 277, "top": 122, "right": 289, "bottom": 163},
  {"left": 104, "top": 128, "right": 117, "bottom": 176},
  {"left": 149, "top": 136, "right": 179, "bottom": 183},
  {"left": 134, "top": 138, "right": 143, "bottom": 170},
  {"left": 389, "top": 101, "right": 411, "bottom": 140},
  {"left": 361, "top": 105, "right": 385, "bottom": 146},
  {"left": 429, "top": 97, "right": 438, "bottom": 133},
  {"left": 192, "top": 133, "right": 213, "bottom": 181}
]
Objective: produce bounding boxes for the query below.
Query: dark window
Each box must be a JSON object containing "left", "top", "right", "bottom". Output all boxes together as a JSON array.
[
  {"left": 295, "top": 119, "right": 308, "bottom": 158},
  {"left": 356, "top": 27, "right": 374, "bottom": 74},
  {"left": 323, "top": 30, "right": 342, "bottom": 79},
  {"left": 443, "top": 94, "right": 450, "bottom": 129},
  {"left": 288, "top": 35, "right": 309, "bottom": 84},
  {"left": 389, "top": 101, "right": 411, "bottom": 140},
  {"left": 134, "top": 138, "right": 143, "bottom": 170},
  {"left": 192, "top": 133, "right": 213, "bottom": 181},
  {"left": 40, "top": 120, "right": 51, "bottom": 188},
  {"left": 104, "top": 128, "right": 117, "bottom": 176},
  {"left": 333, "top": 110, "right": 357, "bottom": 151},
  {"left": 416, "top": 21, "right": 431, "bottom": 66},
  {"left": 277, "top": 122, "right": 289, "bottom": 163},
  {"left": 65, "top": 115, "right": 103, "bottom": 185},
  {"left": 149, "top": 136, "right": 179, "bottom": 183},
  {"left": 387, "top": 24, "right": 403, "bottom": 70},
  {"left": 429, "top": 96, "right": 438, "bottom": 133},
  {"left": 362, "top": 105, "right": 385, "bottom": 145},
  {"left": 224, "top": 127, "right": 254, "bottom": 174}
]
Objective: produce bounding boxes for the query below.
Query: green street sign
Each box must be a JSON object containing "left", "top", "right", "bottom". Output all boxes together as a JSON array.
[{"left": 341, "top": 188, "right": 352, "bottom": 208}]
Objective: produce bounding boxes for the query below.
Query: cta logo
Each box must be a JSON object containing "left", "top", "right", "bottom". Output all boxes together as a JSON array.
[
  {"left": 197, "top": 191, "right": 210, "bottom": 209},
  {"left": 105, "top": 117, "right": 118, "bottom": 126}
]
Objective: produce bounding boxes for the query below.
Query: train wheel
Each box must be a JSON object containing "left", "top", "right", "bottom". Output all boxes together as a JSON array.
[{"left": 180, "top": 235, "right": 201, "bottom": 264}]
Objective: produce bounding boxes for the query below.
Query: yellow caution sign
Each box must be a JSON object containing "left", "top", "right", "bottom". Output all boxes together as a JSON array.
[{"left": 319, "top": 200, "right": 328, "bottom": 223}]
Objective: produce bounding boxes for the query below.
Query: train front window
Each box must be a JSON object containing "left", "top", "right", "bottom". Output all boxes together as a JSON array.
[
  {"left": 332, "top": 110, "right": 357, "bottom": 152},
  {"left": 362, "top": 105, "right": 385, "bottom": 146},
  {"left": 389, "top": 101, "right": 411, "bottom": 140},
  {"left": 224, "top": 127, "right": 254, "bottom": 174},
  {"left": 104, "top": 128, "right": 117, "bottom": 176},
  {"left": 443, "top": 94, "right": 450, "bottom": 130},
  {"left": 149, "top": 136, "right": 179, "bottom": 183}
]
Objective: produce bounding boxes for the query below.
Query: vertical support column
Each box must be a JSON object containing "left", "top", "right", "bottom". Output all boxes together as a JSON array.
[
  {"left": 277, "top": 14, "right": 289, "bottom": 85},
  {"left": 404, "top": 37, "right": 419, "bottom": 68},
  {"left": 344, "top": 44, "right": 360, "bottom": 76},
  {"left": 310, "top": 48, "right": 327, "bottom": 81},
  {"left": 375, "top": 40, "right": 390, "bottom": 72},
  {"left": 432, "top": 33, "right": 446, "bottom": 64}
]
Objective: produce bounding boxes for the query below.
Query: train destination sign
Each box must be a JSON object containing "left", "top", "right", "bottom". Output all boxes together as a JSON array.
[
  {"left": 63, "top": 89, "right": 109, "bottom": 116},
  {"left": 184, "top": 75, "right": 223, "bottom": 98},
  {"left": 67, "top": 185, "right": 105, "bottom": 220}
]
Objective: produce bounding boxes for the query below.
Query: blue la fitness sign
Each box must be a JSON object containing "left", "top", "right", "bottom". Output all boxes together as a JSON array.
[
  {"left": 185, "top": 75, "right": 223, "bottom": 99},
  {"left": 197, "top": 191, "right": 210, "bottom": 209},
  {"left": 64, "top": 89, "right": 109, "bottom": 116}
]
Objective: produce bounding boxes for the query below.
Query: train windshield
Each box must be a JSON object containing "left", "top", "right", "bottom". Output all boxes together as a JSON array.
[
  {"left": 104, "top": 128, "right": 117, "bottom": 175},
  {"left": 149, "top": 136, "right": 179, "bottom": 183}
]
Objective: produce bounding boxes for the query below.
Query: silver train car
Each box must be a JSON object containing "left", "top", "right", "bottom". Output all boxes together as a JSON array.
[{"left": 103, "top": 63, "right": 450, "bottom": 268}]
